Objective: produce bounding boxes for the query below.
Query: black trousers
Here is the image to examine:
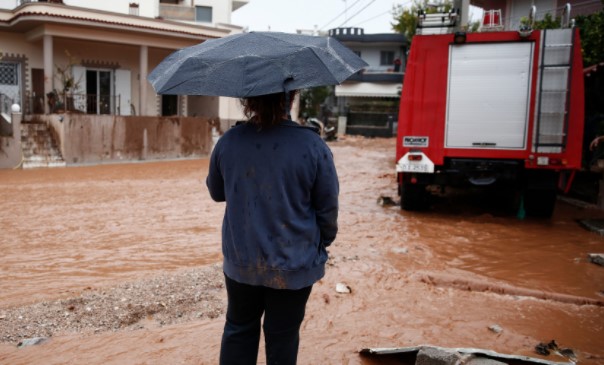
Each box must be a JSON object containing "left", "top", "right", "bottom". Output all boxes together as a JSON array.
[{"left": 219, "top": 274, "right": 313, "bottom": 365}]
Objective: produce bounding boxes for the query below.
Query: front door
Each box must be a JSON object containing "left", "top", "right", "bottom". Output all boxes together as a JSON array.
[{"left": 32, "top": 68, "right": 44, "bottom": 114}]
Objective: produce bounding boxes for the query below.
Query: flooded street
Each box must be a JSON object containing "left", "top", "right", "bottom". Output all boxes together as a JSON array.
[{"left": 1, "top": 137, "right": 603, "bottom": 365}]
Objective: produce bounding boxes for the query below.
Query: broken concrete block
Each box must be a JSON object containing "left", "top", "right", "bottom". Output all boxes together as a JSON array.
[
  {"left": 416, "top": 347, "right": 462, "bottom": 365},
  {"left": 589, "top": 253, "right": 604, "bottom": 266},
  {"left": 17, "top": 337, "right": 48, "bottom": 348}
]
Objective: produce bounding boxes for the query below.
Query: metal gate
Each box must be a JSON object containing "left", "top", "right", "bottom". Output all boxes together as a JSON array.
[{"left": 347, "top": 111, "right": 397, "bottom": 137}]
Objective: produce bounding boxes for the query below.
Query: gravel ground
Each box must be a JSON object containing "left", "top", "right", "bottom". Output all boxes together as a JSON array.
[{"left": 0, "top": 264, "right": 225, "bottom": 345}]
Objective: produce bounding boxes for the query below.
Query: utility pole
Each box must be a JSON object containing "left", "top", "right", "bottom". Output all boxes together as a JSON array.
[{"left": 454, "top": 0, "right": 470, "bottom": 29}]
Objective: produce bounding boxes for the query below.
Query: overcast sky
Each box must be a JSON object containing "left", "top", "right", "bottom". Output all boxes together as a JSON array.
[{"left": 231, "top": 0, "right": 483, "bottom": 34}]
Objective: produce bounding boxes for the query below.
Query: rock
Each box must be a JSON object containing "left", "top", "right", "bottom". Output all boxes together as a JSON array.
[
  {"left": 335, "top": 283, "right": 352, "bottom": 294},
  {"left": 588, "top": 253, "right": 604, "bottom": 266},
  {"left": 17, "top": 337, "right": 48, "bottom": 348},
  {"left": 416, "top": 347, "right": 462, "bottom": 365},
  {"left": 535, "top": 344, "right": 548, "bottom": 356},
  {"left": 377, "top": 196, "right": 397, "bottom": 206},
  {"left": 392, "top": 247, "right": 409, "bottom": 254},
  {"left": 488, "top": 324, "right": 503, "bottom": 334}
]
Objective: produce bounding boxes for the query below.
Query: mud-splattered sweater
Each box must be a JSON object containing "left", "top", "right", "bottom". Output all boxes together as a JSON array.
[{"left": 206, "top": 120, "right": 339, "bottom": 290}]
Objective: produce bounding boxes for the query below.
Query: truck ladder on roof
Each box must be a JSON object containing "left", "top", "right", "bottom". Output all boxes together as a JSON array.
[
  {"left": 416, "top": 8, "right": 459, "bottom": 35},
  {"left": 534, "top": 28, "right": 574, "bottom": 153}
]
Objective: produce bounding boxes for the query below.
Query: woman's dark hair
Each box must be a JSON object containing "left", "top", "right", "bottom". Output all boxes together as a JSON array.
[{"left": 241, "top": 90, "right": 297, "bottom": 128}]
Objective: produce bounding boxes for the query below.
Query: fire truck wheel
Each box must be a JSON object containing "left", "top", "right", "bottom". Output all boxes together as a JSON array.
[
  {"left": 523, "top": 188, "right": 557, "bottom": 218},
  {"left": 400, "top": 182, "right": 429, "bottom": 211}
]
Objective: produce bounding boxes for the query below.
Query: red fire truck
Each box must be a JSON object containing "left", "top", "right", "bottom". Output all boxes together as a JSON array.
[{"left": 396, "top": 8, "right": 584, "bottom": 217}]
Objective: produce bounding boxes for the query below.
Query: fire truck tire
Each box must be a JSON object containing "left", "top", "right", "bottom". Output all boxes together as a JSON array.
[
  {"left": 522, "top": 170, "right": 558, "bottom": 218},
  {"left": 523, "top": 188, "right": 557, "bottom": 218},
  {"left": 400, "top": 182, "right": 429, "bottom": 211}
]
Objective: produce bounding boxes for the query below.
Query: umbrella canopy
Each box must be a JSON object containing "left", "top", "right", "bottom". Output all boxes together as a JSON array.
[{"left": 147, "top": 31, "right": 368, "bottom": 97}]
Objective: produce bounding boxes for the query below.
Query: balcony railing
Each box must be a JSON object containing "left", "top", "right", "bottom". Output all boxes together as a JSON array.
[
  {"left": 24, "top": 93, "right": 123, "bottom": 115},
  {"left": 159, "top": 3, "right": 194, "bottom": 21}
]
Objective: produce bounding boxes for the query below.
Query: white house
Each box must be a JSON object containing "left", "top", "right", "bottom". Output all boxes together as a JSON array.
[
  {"left": 329, "top": 27, "right": 408, "bottom": 137},
  {"left": 0, "top": 0, "right": 252, "bottom": 168},
  {"left": 0, "top": 0, "right": 248, "bottom": 122}
]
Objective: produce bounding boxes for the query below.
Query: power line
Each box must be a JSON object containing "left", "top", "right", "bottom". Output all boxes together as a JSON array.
[
  {"left": 350, "top": 9, "right": 391, "bottom": 28},
  {"left": 350, "top": 0, "right": 416, "bottom": 28},
  {"left": 319, "top": 0, "right": 367, "bottom": 30},
  {"left": 335, "top": 0, "right": 377, "bottom": 28}
]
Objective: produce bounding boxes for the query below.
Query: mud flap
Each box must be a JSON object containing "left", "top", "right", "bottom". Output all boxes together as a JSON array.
[{"left": 400, "top": 174, "right": 432, "bottom": 211}]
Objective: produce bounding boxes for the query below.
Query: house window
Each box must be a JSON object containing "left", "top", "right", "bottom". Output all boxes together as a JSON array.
[
  {"left": 195, "top": 6, "right": 212, "bottom": 22},
  {"left": 380, "top": 51, "right": 395, "bottom": 66},
  {"left": 86, "top": 69, "right": 112, "bottom": 115},
  {"left": 0, "top": 62, "right": 18, "bottom": 85}
]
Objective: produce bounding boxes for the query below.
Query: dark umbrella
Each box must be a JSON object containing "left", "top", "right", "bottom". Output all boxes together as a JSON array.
[{"left": 147, "top": 31, "right": 367, "bottom": 97}]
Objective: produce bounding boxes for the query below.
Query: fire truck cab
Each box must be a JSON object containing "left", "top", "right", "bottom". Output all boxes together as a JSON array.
[{"left": 396, "top": 5, "right": 584, "bottom": 217}]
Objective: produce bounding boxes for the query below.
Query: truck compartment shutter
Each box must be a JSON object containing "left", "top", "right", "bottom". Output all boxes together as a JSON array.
[{"left": 445, "top": 42, "right": 534, "bottom": 150}]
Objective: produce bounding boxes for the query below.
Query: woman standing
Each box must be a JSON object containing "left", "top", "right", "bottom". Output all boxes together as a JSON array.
[{"left": 206, "top": 91, "right": 339, "bottom": 365}]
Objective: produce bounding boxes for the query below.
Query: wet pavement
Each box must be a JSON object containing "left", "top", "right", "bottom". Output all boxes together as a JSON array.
[{"left": 0, "top": 136, "right": 603, "bottom": 364}]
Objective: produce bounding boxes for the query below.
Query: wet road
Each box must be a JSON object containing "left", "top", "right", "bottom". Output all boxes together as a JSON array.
[{"left": 0, "top": 136, "right": 603, "bottom": 364}]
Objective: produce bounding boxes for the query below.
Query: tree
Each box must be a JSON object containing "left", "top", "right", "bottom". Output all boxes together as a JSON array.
[
  {"left": 575, "top": 10, "right": 604, "bottom": 67},
  {"left": 520, "top": 10, "right": 604, "bottom": 67},
  {"left": 391, "top": 1, "right": 480, "bottom": 41},
  {"left": 391, "top": 0, "right": 457, "bottom": 41},
  {"left": 300, "top": 86, "right": 331, "bottom": 119},
  {"left": 52, "top": 50, "right": 81, "bottom": 112}
]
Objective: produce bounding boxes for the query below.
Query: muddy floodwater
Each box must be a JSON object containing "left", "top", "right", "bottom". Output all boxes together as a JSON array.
[{"left": 1, "top": 136, "right": 603, "bottom": 365}]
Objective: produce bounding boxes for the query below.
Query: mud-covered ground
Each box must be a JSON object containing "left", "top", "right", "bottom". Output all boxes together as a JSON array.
[{"left": 0, "top": 136, "right": 603, "bottom": 365}]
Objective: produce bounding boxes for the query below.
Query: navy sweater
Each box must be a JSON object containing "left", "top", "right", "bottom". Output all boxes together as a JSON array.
[{"left": 206, "top": 120, "right": 339, "bottom": 290}]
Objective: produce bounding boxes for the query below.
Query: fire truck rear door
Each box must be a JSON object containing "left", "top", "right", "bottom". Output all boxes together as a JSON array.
[{"left": 445, "top": 42, "right": 534, "bottom": 150}]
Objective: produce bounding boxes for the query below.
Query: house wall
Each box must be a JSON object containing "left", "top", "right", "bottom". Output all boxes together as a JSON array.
[
  {"left": 67, "top": 0, "right": 159, "bottom": 17},
  {"left": 148, "top": 47, "right": 178, "bottom": 116},
  {"left": 490, "top": 0, "right": 602, "bottom": 30},
  {"left": 51, "top": 38, "right": 140, "bottom": 108},
  {"left": 35, "top": 114, "right": 212, "bottom": 165},
  {"left": 218, "top": 97, "right": 244, "bottom": 130},
  {"left": 562, "top": 0, "right": 604, "bottom": 16},
  {"left": 509, "top": 0, "right": 555, "bottom": 29},
  {"left": 0, "top": 0, "right": 238, "bottom": 27},
  {"left": 0, "top": 31, "right": 40, "bottom": 99},
  {"left": 350, "top": 45, "right": 405, "bottom": 73}
]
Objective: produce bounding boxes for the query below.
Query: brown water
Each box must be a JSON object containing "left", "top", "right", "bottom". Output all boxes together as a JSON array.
[{"left": 1, "top": 137, "right": 603, "bottom": 365}]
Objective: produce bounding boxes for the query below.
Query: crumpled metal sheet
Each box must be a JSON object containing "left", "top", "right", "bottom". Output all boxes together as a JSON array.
[{"left": 359, "top": 345, "right": 574, "bottom": 365}]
